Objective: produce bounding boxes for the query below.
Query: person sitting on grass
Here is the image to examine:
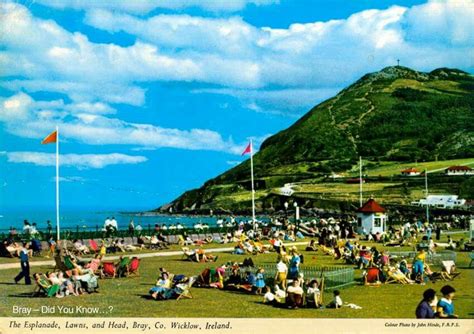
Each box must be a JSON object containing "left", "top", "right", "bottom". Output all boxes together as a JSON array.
[
  {"left": 254, "top": 268, "right": 265, "bottom": 295},
  {"left": 224, "top": 267, "right": 242, "bottom": 290},
  {"left": 286, "top": 280, "right": 304, "bottom": 309},
  {"left": 239, "top": 271, "right": 256, "bottom": 293},
  {"left": 437, "top": 285, "right": 458, "bottom": 318},
  {"left": 306, "top": 279, "right": 321, "bottom": 308},
  {"left": 274, "top": 284, "right": 287, "bottom": 304},
  {"left": 263, "top": 286, "right": 276, "bottom": 305},
  {"left": 326, "top": 290, "right": 343, "bottom": 309},
  {"left": 305, "top": 240, "right": 318, "bottom": 251},
  {"left": 415, "top": 289, "right": 437, "bottom": 319}
]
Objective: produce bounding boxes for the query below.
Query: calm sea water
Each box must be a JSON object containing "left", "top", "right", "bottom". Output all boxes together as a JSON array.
[{"left": 0, "top": 210, "right": 264, "bottom": 232}]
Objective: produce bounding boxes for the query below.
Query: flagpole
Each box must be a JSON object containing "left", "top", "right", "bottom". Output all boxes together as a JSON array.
[
  {"left": 359, "top": 156, "right": 363, "bottom": 207},
  {"left": 250, "top": 139, "right": 256, "bottom": 228},
  {"left": 56, "top": 126, "right": 60, "bottom": 241},
  {"left": 425, "top": 169, "right": 429, "bottom": 224}
]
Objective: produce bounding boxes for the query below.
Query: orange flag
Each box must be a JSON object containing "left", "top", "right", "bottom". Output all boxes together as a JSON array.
[{"left": 41, "top": 130, "right": 57, "bottom": 144}]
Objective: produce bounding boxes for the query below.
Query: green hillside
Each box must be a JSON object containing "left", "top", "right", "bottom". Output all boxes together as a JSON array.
[{"left": 157, "top": 66, "right": 474, "bottom": 214}]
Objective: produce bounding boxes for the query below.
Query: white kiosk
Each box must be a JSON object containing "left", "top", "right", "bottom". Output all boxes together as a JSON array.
[{"left": 356, "top": 198, "right": 387, "bottom": 234}]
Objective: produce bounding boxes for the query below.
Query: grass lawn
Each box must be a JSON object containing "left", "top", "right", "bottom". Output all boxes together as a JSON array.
[{"left": 0, "top": 235, "right": 472, "bottom": 319}]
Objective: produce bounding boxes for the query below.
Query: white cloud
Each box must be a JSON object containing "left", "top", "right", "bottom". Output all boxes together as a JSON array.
[
  {"left": 2, "top": 151, "right": 148, "bottom": 169},
  {"left": 0, "top": 93, "right": 243, "bottom": 153},
  {"left": 1, "top": 0, "right": 473, "bottom": 111},
  {"left": 36, "top": 0, "right": 278, "bottom": 14}
]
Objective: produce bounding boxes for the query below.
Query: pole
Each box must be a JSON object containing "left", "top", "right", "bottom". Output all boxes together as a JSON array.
[
  {"left": 425, "top": 170, "right": 429, "bottom": 223},
  {"left": 56, "top": 125, "right": 60, "bottom": 241},
  {"left": 359, "top": 156, "right": 363, "bottom": 207},
  {"left": 250, "top": 139, "right": 256, "bottom": 228}
]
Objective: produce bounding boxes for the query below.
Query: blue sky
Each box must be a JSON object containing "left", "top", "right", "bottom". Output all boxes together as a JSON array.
[{"left": 0, "top": 0, "right": 473, "bottom": 212}]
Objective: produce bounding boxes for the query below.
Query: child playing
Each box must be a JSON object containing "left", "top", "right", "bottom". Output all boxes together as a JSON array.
[
  {"left": 437, "top": 285, "right": 458, "bottom": 318},
  {"left": 326, "top": 290, "right": 343, "bottom": 309},
  {"left": 254, "top": 268, "right": 265, "bottom": 295}
]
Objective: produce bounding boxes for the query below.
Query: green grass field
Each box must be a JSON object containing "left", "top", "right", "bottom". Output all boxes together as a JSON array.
[{"left": 0, "top": 234, "right": 472, "bottom": 319}]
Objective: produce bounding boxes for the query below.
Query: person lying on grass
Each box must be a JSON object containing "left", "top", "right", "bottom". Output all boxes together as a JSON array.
[{"left": 437, "top": 285, "right": 458, "bottom": 318}]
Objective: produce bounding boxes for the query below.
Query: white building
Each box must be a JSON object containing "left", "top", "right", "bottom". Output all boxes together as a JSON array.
[
  {"left": 416, "top": 195, "right": 466, "bottom": 209},
  {"left": 445, "top": 166, "right": 474, "bottom": 176},
  {"left": 356, "top": 199, "right": 387, "bottom": 235},
  {"left": 276, "top": 183, "right": 294, "bottom": 197}
]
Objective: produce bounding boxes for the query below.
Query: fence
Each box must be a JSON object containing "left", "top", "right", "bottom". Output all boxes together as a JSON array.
[
  {"left": 232, "top": 264, "right": 355, "bottom": 291},
  {"left": 387, "top": 250, "right": 457, "bottom": 265}
]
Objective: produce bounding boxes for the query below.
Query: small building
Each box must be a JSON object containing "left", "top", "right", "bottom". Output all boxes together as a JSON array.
[
  {"left": 401, "top": 167, "right": 420, "bottom": 176},
  {"left": 445, "top": 165, "right": 473, "bottom": 176},
  {"left": 277, "top": 183, "right": 294, "bottom": 197},
  {"left": 356, "top": 199, "right": 387, "bottom": 235},
  {"left": 417, "top": 195, "right": 466, "bottom": 209}
]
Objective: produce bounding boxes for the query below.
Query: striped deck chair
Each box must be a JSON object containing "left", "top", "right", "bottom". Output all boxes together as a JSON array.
[
  {"left": 176, "top": 276, "right": 197, "bottom": 300},
  {"left": 441, "top": 261, "right": 461, "bottom": 280}
]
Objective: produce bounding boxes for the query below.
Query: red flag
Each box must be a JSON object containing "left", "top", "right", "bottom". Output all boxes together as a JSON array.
[
  {"left": 41, "top": 130, "right": 57, "bottom": 144},
  {"left": 241, "top": 142, "right": 251, "bottom": 156}
]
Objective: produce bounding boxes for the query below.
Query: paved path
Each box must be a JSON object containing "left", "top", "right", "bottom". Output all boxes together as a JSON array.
[{"left": 0, "top": 241, "right": 308, "bottom": 270}]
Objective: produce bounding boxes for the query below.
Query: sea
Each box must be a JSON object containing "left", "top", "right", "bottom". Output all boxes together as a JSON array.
[{"left": 0, "top": 210, "right": 263, "bottom": 233}]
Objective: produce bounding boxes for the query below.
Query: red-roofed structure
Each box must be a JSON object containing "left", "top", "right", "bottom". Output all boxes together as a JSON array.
[
  {"left": 357, "top": 199, "right": 385, "bottom": 213},
  {"left": 356, "top": 199, "right": 387, "bottom": 234},
  {"left": 445, "top": 165, "right": 473, "bottom": 175},
  {"left": 401, "top": 168, "right": 420, "bottom": 176}
]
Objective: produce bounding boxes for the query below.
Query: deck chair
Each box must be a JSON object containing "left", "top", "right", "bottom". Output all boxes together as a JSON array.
[
  {"left": 176, "top": 276, "right": 197, "bottom": 300},
  {"left": 305, "top": 277, "right": 324, "bottom": 307},
  {"left": 89, "top": 239, "right": 99, "bottom": 253},
  {"left": 116, "top": 257, "right": 131, "bottom": 277},
  {"left": 182, "top": 248, "right": 197, "bottom": 261},
  {"left": 101, "top": 261, "right": 116, "bottom": 278},
  {"left": 127, "top": 257, "right": 140, "bottom": 277},
  {"left": 63, "top": 255, "right": 76, "bottom": 270},
  {"left": 54, "top": 255, "right": 69, "bottom": 271},
  {"left": 364, "top": 267, "right": 382, "bottom": 286},
  {"left": 441, "top": 261, "right": 461, "bottom": 280},
  {"left": 34, "top": 277, "right": 60, "bottom": 297}
]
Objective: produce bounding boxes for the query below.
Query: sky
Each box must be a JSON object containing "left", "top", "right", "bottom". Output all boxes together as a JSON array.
[{"left": 0, "top": 0, "right": 473, "bottom": 212}]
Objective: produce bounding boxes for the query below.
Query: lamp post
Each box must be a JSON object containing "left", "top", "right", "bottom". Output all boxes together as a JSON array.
[
  {"left": 284, "top": 201, "right": 289, "bottom": 219},
  {"left": 293, "top": 201, "right": 299, "bottom": 230}
]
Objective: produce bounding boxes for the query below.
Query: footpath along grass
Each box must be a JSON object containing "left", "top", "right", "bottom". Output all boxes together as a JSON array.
[{"left": 0, "top": 237, "right": 473, "bottom": 318}]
